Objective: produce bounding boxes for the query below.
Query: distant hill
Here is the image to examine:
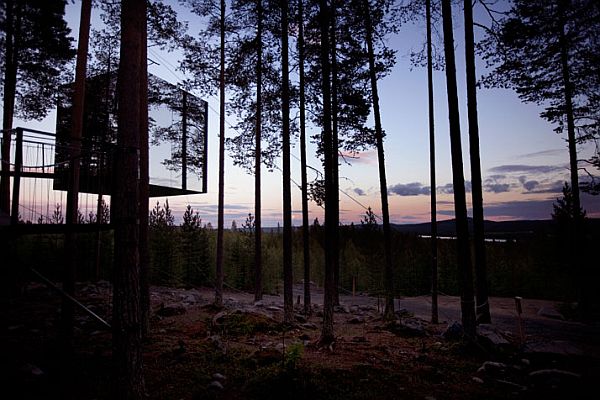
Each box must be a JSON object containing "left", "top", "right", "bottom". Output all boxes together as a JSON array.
[
  {"left": 257, "top": 218, "right": 599, "bottom": 239},
  {"left": 391, "top": 218, "right": 600, "bottom": 239}
]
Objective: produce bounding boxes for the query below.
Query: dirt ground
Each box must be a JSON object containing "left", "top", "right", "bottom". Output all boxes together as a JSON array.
[{"left": 3, "top": 281, "right": 600, "bottom": 399}]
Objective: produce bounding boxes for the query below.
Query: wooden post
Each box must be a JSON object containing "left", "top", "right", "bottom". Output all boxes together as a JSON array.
[
  {"left": 10, "top": 128, "right": 22, "bottom": 225},
  {"left": 514, "top": 296, "right": 524, "bottom": 344}
]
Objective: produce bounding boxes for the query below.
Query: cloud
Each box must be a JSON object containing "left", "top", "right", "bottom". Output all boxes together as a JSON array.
[
  {"left": 482, "top": 176, "right": 511, "bottom": 193},
  {"left": 389, "top": 182, "right": 430, "bottom": 196},
  {"left": 437, "top": 183, "right": 454, "bottom": 194},
  {"left": 522, "top": 180, "right": 540, "bottom": 191},
  {"left": 353, "top": 187, "right": 366, "bottom": 196},
  {"left": 437, "top": 181, "right": 471, "bottom": 194},
  {"left": 516, "top": 149, "right": 565, "bottom": 159},
  {"left": 488, "top": 165, "right": 563, "bottom": 174},
  {"left": 526, "top": 180, "right": 565, "bottom": 194},
  {"left": 484, "top": 183, "right": 511, "bottom": 193}
]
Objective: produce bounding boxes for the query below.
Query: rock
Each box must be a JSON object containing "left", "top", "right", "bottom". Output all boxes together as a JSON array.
[
  {"left": 208, "top": 335, "right": 226, "bottom": 354},
  {"left": 387, "top": 318, "right": 426, "bottom": 337},
  {"left": 212, "top": 373, "right": 226, "bottom": 382},
  {"left": 181, "top": 293, "right": 199, "bottom": 304},
  {"left": 359, "top": 305, "right": 376, "bottom": 312},
  {"left": 253, "top": 347, "right": 282, "bottom": 366},
  {"left": 477, "top": 361, "right": 509, "bottom": 375},
  {"left": 267, "top": 306, "right": 282, "bottom": 312},
  {"left": 476, "top": 324, "right": 511, "bottom": 350},
  {"left": 334, "top": 305, "right": 350, "bottom": 314},
  {"left": 349, "top": 305, "right": 360, "bottom": 314},
  {"left": 472, "top": 377, "right": 484, "bottom": 384},
  {"left": 300, "top": 322, "right": 318, "bottom": 330},
  {"left": 442, "top": 322, "right": 463, "bottom": 341},
  {"left": 295, "top": 314, "right": 307, "bottom": 323},
  {"left": 537, "top": 307, "right": 565, "bottom": 320},
  {"left": 253, "top": 300, "right": 264, "bottom": 307},
  {"left": 394, "top": 308, "right": 413, "bottom": 318},
  {"left": 401, "top": 318, "right": 426, "bottom": 336},
  {"left": 208, "top": 381, "right": 224, "bottom": 390},
  {"left": 348, "top": 316, "right": 365, "bottom": 324},
  {"left": 212, "top": 311, "right": 228, "bottom": 325},
  {"left": 157, "top": 303, "right": 187, "bottom": 317}
]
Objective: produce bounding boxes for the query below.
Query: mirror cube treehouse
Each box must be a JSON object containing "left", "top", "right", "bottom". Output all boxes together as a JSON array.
[{"left": 54, "top": 73, "right": 208, "bottom": 197}]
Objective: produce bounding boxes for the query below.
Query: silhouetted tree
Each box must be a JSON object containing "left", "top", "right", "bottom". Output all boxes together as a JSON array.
[
  {"left": 425, "top": 0, "right": 438, "bottom": 324},
  {"left": 254, "top": 0, "right": 264, "bottom": 303},
  {"left": 361, "top": 206, "right": 377, "bottom": 228},
  {"left": 480, "top": 0, "right": 599, "bottom": 233},
  {"left": 298, "top": 0, "right": 312, "bottom": 315},
  {"left": 481, "top": 0, "right": 599, "bottom": 317},
  {"left": 360, "top": 0, "right": 396, "bottom": 319},
  {"left": 441, "top": 0, "right": 476, "bottom": 337},
  {"left": 62, "top": 0, "right": 92, "bottom": 352},
  {"left": 0, "top": 0, "right": 74, "bottom": 216},
  {"left": 281, "top": 0, "right": 294, "bottom": 325},
  {"left": 183, "top": 0, "right": 229, "bottom": 307},
  {"left": 463, "top": 0, "right": 490, "bottom": 324},
  {"left": 112, "top": 0, "right": 146, "bottom": 397},
  {"left": 181, "top": 205, "right": 211, "bottom": 286},
  {"left": 552, "top": 182, "right": 586, "bottom": 224},
  {"left": 223, "top": 0, "right": 283, "bottom": 302},
  {"left": 318, "top": 0, "right": 335, "bottom": 346}
]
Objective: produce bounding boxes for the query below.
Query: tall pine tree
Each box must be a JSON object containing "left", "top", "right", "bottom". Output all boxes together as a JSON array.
[{"left": 0, "top": 0, "right": 74, "bottom": 216}]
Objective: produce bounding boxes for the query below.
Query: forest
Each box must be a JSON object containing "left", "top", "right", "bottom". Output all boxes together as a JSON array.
[{"left": 1, "top": 0, "right": 599, "bottom": 399}]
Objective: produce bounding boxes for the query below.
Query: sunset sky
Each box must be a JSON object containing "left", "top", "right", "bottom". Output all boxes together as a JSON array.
[{"left": 13, "top": 1, "right": 599, "bottom": 227}]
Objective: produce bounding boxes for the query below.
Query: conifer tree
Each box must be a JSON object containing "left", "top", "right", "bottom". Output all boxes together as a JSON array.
[
  {"left": 463, "top": 0, "right": 490, "bottom": 324},
  {"left": 0, "top": 0, "right": 74, "bottom": 216},
  {"left": 441, "top": 0, "right": 476, "bottom": 337},
  {"left": 480, "top": 0, "right": 599, "bottom": 316},
  {"left": 112, "top": 0, "right": 146, "bottom": 396}
]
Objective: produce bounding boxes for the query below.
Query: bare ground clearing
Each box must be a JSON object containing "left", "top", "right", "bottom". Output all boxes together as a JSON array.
[{"left": 3, "top": 281, "right": 599, "bottom": 399}]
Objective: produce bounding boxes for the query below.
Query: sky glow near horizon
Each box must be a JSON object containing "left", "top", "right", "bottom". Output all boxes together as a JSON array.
[{"left": 7, "top": 0, "right": 599, "bottom": 226}]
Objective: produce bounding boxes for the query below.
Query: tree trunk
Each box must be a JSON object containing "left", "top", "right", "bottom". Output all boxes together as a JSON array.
[
  {"left": 463, "top": 0, "right": 491, "bottom": 324},
  {"left": 330, "top": 3, "right": 340, "bottom": 307},
  {"left": 281, "top": 0, "right": 294, "bottom": 325},
  {"left": 426, "top": 0, "right": 438, "bottom": 325},
  {"left": 215, "top": 0, "right": 226, "bottom": 308},
  {"left": 1, "top": 0, "right": 16, "bottom": 216},
  {"left": 298, "top": 0, "right": 311, "bottom": 315},
  {"left": 112, "top": 0, "right": 145, "bottom": 398},
  {"left": 363, "top": 0, "right": 394, "bottom": 320},
  {"left": 441, "top": 0, "right": 476, "bottom": 337},
  {"left": 62, "top": 0, "right": 92, "bottom": 351},
  {"left": 139, "top": 4, "right": 150, "bottom": 338},
  {"left": 319, "top": 0, "right": 335, "bottom": 345},
  {"left": 558, "top": 0, "right": 585, "bottom": 315},
  {"left": 254, "top": 0, "right": 263, "bottom": 302}
]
